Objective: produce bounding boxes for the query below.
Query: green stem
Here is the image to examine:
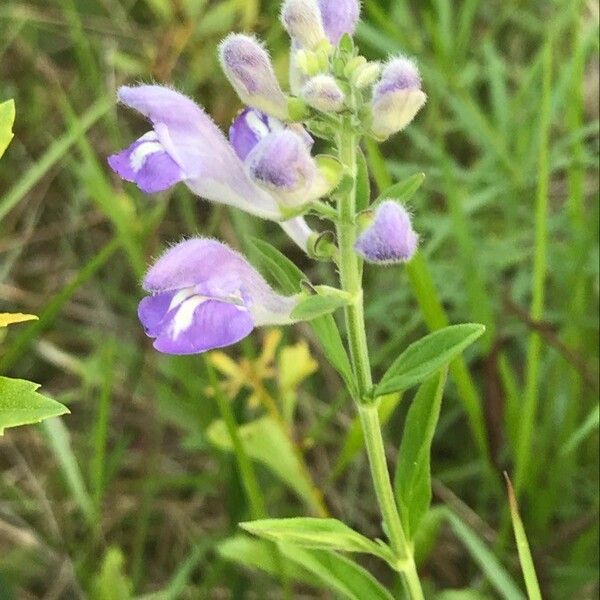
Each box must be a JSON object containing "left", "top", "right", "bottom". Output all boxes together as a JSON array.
[{"left": 335, "top": 123, "right": 424, "bottom": 600}]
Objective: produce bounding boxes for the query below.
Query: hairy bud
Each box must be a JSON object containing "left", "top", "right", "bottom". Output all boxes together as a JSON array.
[
  {"left": 219, "top": 34, "right": 289, "bottom": 120},
  {"left": 370, "top": 56, "right": 426, "bottom": 139},
  {"left": 301, "top": 74, "right": 345, "bottom": 112},
  {"left": 281, "top": 0, "right": 327, "bottom": 50},
  {"left": 354, "top": 201, "right": 418, "bottom": 264}
]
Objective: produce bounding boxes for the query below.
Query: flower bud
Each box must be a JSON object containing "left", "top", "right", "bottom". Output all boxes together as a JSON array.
[
  {"left": 317, "top": 0, "right": 361, "bottom": 45},
  {"left": 370, "top": 56, "right": 426, "bottom": 139},
  {"left": 281, "top": 0, "right": 327, "bottom": 50},
  {"left": 246, "top": 129, "right": 327, "bottom": 206},
  {"left": 219, "top": 34, "right": 289, "bottom": 120},
  {"left": 352, "top": 61, "right": 382, "bottom": 89},
  {"left": 301, "top": 74, "right": 345, "bottom": 112},
  {"left": 354, "top": 201, "right": 418, "bottom": 264}
]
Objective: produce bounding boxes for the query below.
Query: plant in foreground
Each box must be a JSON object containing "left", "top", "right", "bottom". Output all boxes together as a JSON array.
[
  {"left": 109, "top": 0, "right": 486, "bottom": 597},
  {"left": 0, "top": 100, "right": 69, "bottom": 436}
]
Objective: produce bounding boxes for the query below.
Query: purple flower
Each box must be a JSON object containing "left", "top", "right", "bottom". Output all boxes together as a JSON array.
[
  {"left": 219, "top": 34, "right": 289, "bottom": 120},
  {"left": 281, "top": 0, "right": 327, "bottom": 50},
  {"left": 108, "top": 85, "right": 282, "bottom": 220},
  {"left": 317, "top": 0, "right": 361, "bottom": 45},
  {"left": 354, "top": 201, "right": 418, "bottom": 264},
  {"left": 139, "top": 238, "right": 297, "bottom": 354},
  {"left": 370, "top": 57, "right": 427, "bottom": 139},
  {"left": 301, "top": 74, "right": 345, "bottom": 112}
]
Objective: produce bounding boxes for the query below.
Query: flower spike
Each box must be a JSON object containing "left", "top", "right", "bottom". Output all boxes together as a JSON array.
[
  {"left": 139, "top": 238, "right": 298, "bottom": 354},
  {"left": 354, "top": 201, "right": 418, "bottom": 264},
  {"left": 370, "top": 56, "right": 427, "bottom": 140},
  {"left": 219, "top": 34, "right": 289, "bottom": 120}
]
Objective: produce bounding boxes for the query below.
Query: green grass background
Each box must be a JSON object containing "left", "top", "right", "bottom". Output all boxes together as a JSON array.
[{"left": 0, "top": 0, "right": 598, "bottom": 597}]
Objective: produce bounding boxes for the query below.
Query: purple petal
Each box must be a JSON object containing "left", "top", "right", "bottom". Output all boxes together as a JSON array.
[
  {"left": 246, "top": 130, "right": 317, "bottom": 195},
  {"left": 115, "top": 85, "right": 281, "bottom": 218},
  {"left": 138, "top": 290, "right": 179, "bottom": 337},
  {"left": 108, "top": 132, "right": 185, "bottom": 193},
  {"left": 230, "top": 108, "right": 278, "bottom": 161},
  {"left": 354, "top": 201, "right": 419, "bottom": 264},
  {"left": 317, "top": 0, "right": 360, "bottom": 45},
  {"left": 142, "top": 238, "right": 296, "bottom": 325},
  {"left": 152, "top": 298, "right": 255, "bottom": 355}
]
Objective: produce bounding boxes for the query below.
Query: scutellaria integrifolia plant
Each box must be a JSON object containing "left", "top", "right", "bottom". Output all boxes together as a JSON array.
[{"left": 109, "top": 1, "right": 486, "bottom": 597}]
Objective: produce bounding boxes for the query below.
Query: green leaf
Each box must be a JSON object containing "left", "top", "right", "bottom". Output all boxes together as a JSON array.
[
  {"left": 394, "top": 369, "right": 447, "bottom": 539},
  {"left": 218, "top": 535, "right": 313, "bottom": 584},
  {"left": 374, "top": 172, "right": 425, "bottom": 205},
  {"left": 278, "top": 545, "right": 394, "bottom": 600},
  {"left": 504, "top": 474, "right": 542, "bottom": 600},
  {"left": 248, "top": 237, "right": 304, "bottom": 295},
  {"left": 207, "top": 416, "right": 322, "bottom": 513},
  {"left": 240, "top": 517, "right": 393, "bottom": 563},
  {"left": 446, "top": 511, "right": 525, "bottom": 600},
  {"left": 355, "top": 148, "right": 371, "bottom": 212},
  {"left": 247, "top": 237, "right": 354, "bottom": 393},
  {"left": 310, "top": 315, "right": 355, "bottom": 395},
  {"left": 376, "top": 324, "right": 485, "bottom": 396},
  {"left": 0, "top": 99, "right": 15, "bottom": 159},
  {"left": 0, "top": 376, "right": 69, "bottom": 435},
  {"left": 291, "top": 294, "right": 348, "bottom": 321}
]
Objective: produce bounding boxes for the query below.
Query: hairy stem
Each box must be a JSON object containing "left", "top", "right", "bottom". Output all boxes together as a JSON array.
[{"left": 335, "top": 122, "right": 424, "bottom": 599}]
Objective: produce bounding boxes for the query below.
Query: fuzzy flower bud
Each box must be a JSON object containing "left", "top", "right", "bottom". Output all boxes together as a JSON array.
[
  {"left": 246, "top": 129, "right": 327, "bottom": 206},
  {"left": 352, "top": 61, "right": 382, "bottom": 89},
  {"left": 354, "top": 201, "right": 418, "bottom": 264},
  {"left": 301, "top": 74, "right": 345, "bottom": 112},
  {"left": 370, "top": 56, "right": 427, "bottom": 139},
  {"left": 219, "top": 34, "right": 289, "bottom": 120},
  {"left": 281, "top": 0, "right": 327, "bottom": 50},
  {"left": 317, "top": 0, "right": 361, "bottom": 45}
]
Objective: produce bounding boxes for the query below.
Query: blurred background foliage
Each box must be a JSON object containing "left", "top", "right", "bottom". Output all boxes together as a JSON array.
[{"left": 0, "top": 0, "right": 598, "bottom": 598}]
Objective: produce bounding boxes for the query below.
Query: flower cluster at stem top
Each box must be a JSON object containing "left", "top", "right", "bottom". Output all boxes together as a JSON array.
[{"left": 108, "top": 0, "right": 425, "bottom": 355}]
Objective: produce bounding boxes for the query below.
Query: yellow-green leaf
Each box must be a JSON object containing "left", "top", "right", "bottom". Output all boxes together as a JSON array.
[
  {"left": 0, "top": 99, "right": 15, "bottom": 159},
  {"left": 0, "top": 376, "right": 69, "bottom": 435},
  {"left": 0, "top": 313, "right": 38, "bottom": 328}
]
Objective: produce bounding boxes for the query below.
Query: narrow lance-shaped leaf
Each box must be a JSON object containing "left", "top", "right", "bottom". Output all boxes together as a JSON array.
[
  {"left": 0, "top": 377, "right": 69, "bottom": 435},
  {"left": 291, "top": 294, "right": 349, "bottom": 321},
  {"left": 394, "top": 369, "right": 447, "bottom": 538},
  {"left": 240, "top": 517, "right": 394, "bottom": 563},
  {"left": 278, "top": 545, "right": 395, "bottom": 600},
  {"left": 373, "top": 172, "right": 425, "bottom": 206},
  {"left": 504, "top": 473, "right": 542, "bottom": 600},
  {"left": 375, "top": 323, "right": 485, "bottom": 396}
]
